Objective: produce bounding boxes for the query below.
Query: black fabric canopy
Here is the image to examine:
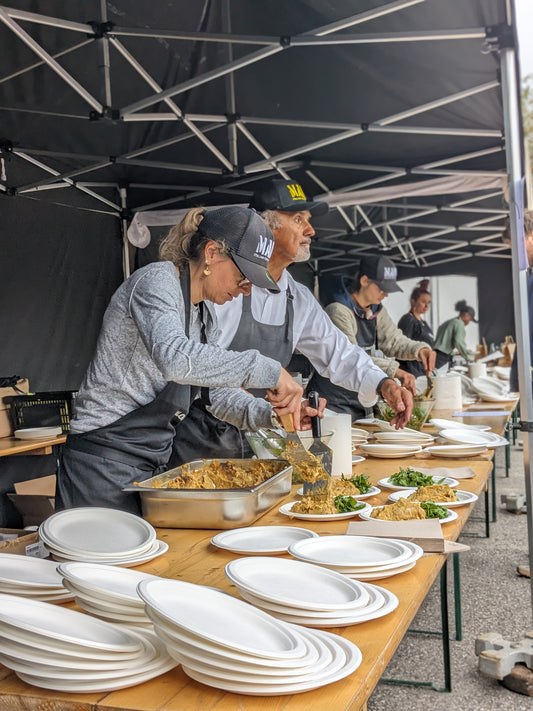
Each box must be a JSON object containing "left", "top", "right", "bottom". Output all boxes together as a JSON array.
[{"left": 0, "top": 0, "right": 519, "bottom": 389}]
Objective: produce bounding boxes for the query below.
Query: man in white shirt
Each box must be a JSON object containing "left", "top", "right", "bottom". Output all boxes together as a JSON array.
[{"left": 168, "top": 179, "right": 412, "bottom": 466}]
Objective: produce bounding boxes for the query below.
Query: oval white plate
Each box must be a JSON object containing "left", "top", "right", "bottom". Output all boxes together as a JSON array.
[
  {"left": 424, "top": 444, "right": 488, "bottom": 458},
  {"left": 225, "top": 556, "right": 370, "bottom": 611},
  {"left": 14, "top": 426, "right": 62, "bottom": 439},
  {"left": 0, "top": 553, "right": 64, "bottom": 588},
  {"left": 57, "top": 562, "right": 157, "bottom": 604},
  {"left": 279, "top": 500, "right": 372, "bottom": 522},
  {"left": 429, "top": 418, "right": 491, "bottom": 432},
  {"left": 49, "top": 539, "right": 168, "bottom": 567},
  {"left": 352, "top": 454, "right": 366, "bottom": 463},
  {"left": 378, "top": 476, "right": 459, "bottom": 490},
  {"left": 387, "top": 488, "right": 478, "bottom": 507},
  {"left": 359, "top": 505, "right": 458, "bottom": 525},
  {"left": 211, "top": 526, "right": 318, "bottom": 555},
  {"left": 372, "top": 431, "right": 434, "bottom": 442},
  {"left": 288, "top": 534, "right": 413, "bottom": 567},
  {"left": 359, "top": 444, "right": 422, "bottom": 458},
  {"left": 296, "top": 484, "right": 380, "bottom": 500},
  {"left": 137, "top": 579, "right": 307, "bottom": 660},
  {"left": 438, "top": 429, "right": 508, "bottom": 447}
]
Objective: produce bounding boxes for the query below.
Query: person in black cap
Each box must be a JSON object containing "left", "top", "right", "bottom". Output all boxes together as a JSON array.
[
  {"left": 434, "top": 299, "right": 478, "bottom": 367},
  {"left": 57, "top": 206, "right": 313, "bottom": 514},
  {"left": 307, "top": 254, "right": 436, "bottom": 419},
  {"left": 167, "top": 181, "right": 412, "bottom": 467}
]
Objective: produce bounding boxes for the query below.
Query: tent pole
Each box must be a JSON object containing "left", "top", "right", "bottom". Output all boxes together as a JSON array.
[
  {"left": 500, "top": 44, "right": 533, "bottom": 620},
  {"left": 119, "top": 187, "right": 131, "bottom": 279}
]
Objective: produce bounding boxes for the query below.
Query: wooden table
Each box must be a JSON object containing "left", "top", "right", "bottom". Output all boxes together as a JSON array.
[
  {"left": 0, "top": 434, "right": 66, "bottom": 457},
  {"left": 0, "top": 447, "right": 495, "bottom": 711}
]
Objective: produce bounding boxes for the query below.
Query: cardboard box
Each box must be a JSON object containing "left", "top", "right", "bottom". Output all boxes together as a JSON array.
[
  {"left": 7, "top": 474, "right": 56, "bottom": 527},
  {"left": 0, "top": 378, "right": 30, "bottom": 437},
  {"left": 0, "top": 528, "right": 40, "bottom": 555}
]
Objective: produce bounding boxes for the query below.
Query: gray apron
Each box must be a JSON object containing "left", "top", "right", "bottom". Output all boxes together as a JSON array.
[
  {"left": 167, "top": 287, "right": 294, "bottom": 467},
  {"left": 57, "top": 267, "right": 202, "bottom": 515},
  {"left": 307, "top": 306, "right": 378, "bottom": 420}
]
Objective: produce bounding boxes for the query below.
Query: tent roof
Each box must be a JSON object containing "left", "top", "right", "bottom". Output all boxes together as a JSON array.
[{"left": 0, "top": 0, "right": 515, "bottom": 274}]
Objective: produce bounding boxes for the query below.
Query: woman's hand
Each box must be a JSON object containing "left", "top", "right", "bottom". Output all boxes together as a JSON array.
[
  {"left": 395, "top": 368, "right": 416, "bottom": 395},
  {"left": 380, "top": 379, "right": 413, "bottom": 429},
  {"left": 419, "top": 347, "right": 437, "bottom": 373},
  {"left": 266, "top": 368, "right": 304, "bottom": 428},
  {"left": 297, "top": 396, "right": 327, "bottom": 431}
]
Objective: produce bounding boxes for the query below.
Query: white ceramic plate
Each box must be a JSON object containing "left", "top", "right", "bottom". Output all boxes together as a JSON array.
[
  {"left": 351, "top": 428, "right": 370, "bottom": 438},
  {"left": 0, "top": 593, "right": 143, "bottom": 652},
  {"left": 137, "top": 578, "right": 308, "bottom": 660},
  {"left": 0, "top": 553, "right": 64, "bottom": 588},
  {"left": 359, "top": 444, "right": 422, "bottom": 458},
  {"left": 225, "top": 556, "right": 370, "bottom": 611},
  {"left": 288, "top": 534, "right": 412, "bottom": 567},
  {"left": 317, "top": 540, "right": 424, "bottom": 575},
  {"left": 438, "top": 428, "right": 508, "bottom": 447},
  {"left": 358, "top": 505, "right": 459, "bottom": 525},
  {"left": 354, "top": 418, "right": 376, "bottom": 425},
  {"left": 180, "top": 627, "right": 362, "bottom": 695},
  {"left": 279, "top": 500, "right": 372, "bottom": 522},
  {"left": 472, "top": 375, "right": 509, "bottom": 395},
  {"left": 378, "top": 475, "right": 459, "bottom": 490},
  {"left": 14, "top": 426, "right": 62, "bottom": 439},
  {"left": 387, "top": 488, "right": 479, "bottom": 507},
  {"left": 296, "top": 484, "right": 380, "bottom": 500},
  {"left": 211, "top": 526, "right": 318, "bottom": 555},
  {"left": 372, "top": 430, "right": 434, "bottom": 442},
  {"left": 40, "top": 507, "right": 156, "bottom": 558},
  {"left": 352, "top": 454, "right": 366, "bottom": 463},
  {"left": 429, "top": 418, "right": 491, "bottom": 432},
  {"left": 57, "top": 561, "right": 157, "bottom": 604},
  {"left": 425, "top": 444, "right": 488, "bottom": 458},
  {"left": 378, "top": 476, "right": 459, "bottom": 491},
  {"left": 346, "top": 561, "right": 417, "bottom": 580},
  {"left": 49, "top": 539, "right": 168, "bottom": 567}
]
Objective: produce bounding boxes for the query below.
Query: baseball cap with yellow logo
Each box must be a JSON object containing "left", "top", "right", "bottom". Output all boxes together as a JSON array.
[{"left": 249, "top": 179, "right": 329, "bottom": 216}]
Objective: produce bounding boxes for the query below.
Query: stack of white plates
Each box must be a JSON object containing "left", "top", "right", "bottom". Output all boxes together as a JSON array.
[
  {"left": 471, "top": 375, "right": 516, "bottom": 402},
  {"left": 424, "top": 444, "right": 488, "bottom": 458},
  {"left": 0, "top": 593, "right": 176, "bottom": 692},
  {"left": 351, "top": 427, "right": 369, "bottom": 447},
  {"left": 429, "top": 418, "right": 491, "bottom": 432},
  {"left": 287, "top": 535, "right": 424, "bottom": 581},
  {"left": 0, "top": 553, "right": 73, "bottom": 603},
  {"left": 372, "top": 430, "right": 434, "bottom": 446},
  {"left": 358, "top": 443, "right": 422, "bottom": 459},
  {"left": 137, "top": 578, "right": 362, "bottom": 695},
  {"left": 39, "top": 507, "right": 168, "bottom": 566},
  {"left": 225, "top": 556, "right": 399, "bottom": 628},
  {"left": 14, "top": 426, "right": 63, "bottom": 440},
  {"left": 438, "top": 428, "right": 508, "bottom": 448},
  {"left": 58, "top": 562, "right": 158, "bottom": 625},
  {"left": 388, "top": 488, "right": 479, "bottom": 507},
  {"left": 357, "top": 504, "right": 458, "bottom": 526}
]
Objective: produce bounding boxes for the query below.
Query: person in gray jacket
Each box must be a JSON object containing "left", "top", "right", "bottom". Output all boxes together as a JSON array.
[
  {"left": 308, "top": 255, "right": 436, "bottom": 419},
  {"left": 57, "top": 206, "right": 311, "bottom": 514}
]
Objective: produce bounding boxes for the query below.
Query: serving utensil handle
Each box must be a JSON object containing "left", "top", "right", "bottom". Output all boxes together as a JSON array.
[{"left": 308, "top": 391, "right": 321, "bottom": 437}]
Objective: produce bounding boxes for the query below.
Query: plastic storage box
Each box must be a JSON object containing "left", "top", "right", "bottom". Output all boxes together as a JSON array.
[{"left": 5, "top": 391, "right": 76, "bottom": 434}]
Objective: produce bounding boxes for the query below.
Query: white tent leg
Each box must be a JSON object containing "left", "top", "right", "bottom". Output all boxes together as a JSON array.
[
  {"left": 120, "top": 187, "right": 131, "bottom": 279},
  {"left": 500, "top": 44, "right": 533, "bottom": 621}
]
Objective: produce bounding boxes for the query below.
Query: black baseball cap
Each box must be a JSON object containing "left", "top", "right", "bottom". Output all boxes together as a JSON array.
[
  {"left": 359, "top": 255, "right": 403, "bottom": 293},
  {"left": 198, "top": 206, "right": 279, "bottom": 292},
  {"left": 249, "top": 179, "right": 329, "bottom": 216},
  {"left": 460, "top": 305, "right": 478, "bottom": 322}
]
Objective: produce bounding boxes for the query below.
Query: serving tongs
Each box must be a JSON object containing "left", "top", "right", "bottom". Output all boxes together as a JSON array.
[{"left": 421, "top": 370, "right": 435, "bottom": 400}]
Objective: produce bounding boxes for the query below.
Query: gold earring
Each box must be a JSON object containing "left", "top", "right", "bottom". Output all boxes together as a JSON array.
[{"left": 203, "top": 262, "right": 211, "bottom": 276}]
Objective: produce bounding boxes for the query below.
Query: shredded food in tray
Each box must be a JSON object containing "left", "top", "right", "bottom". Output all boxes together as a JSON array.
[
  {"left": 407, "top": 484, "right": 458, "bottom": 503},
  {"left": 153, "top": 460, "right": 281, "bottom": 489},
  {"left": 371, "top": 498, "right": 426, "bottom": 521}
]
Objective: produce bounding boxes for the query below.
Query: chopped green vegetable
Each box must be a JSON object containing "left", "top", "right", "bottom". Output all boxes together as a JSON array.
[
  {"left": 334, "top": 496, "right": 366, "bottom": 513},
  {"left": 420, "top": 501, "right": 449, "bottom": 519},
  {"left": 388, "top": 467, "right": 437, "bottom": 488},
  {"left": 340, "top": 473, "right": 372, "bottom": 494},
  {"left": 377, "top": 403, "right": 428, "bottom": 431}
]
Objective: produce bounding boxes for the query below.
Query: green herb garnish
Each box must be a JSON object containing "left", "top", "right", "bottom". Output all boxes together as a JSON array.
[
  {"left": 420, "top": 501, "right": 449, "bottom": 519},
  {"left": 388, "top": 467, "right": 438, "bottom": 488},
  {"left": 377, "top": 403, "right": 429, "bottom": 431},
  {"left": 340, "top": 473, "right": 372, "bottom": 494},
  {"left": 334, "top": 496, "right": 366, "bottom": 513}
]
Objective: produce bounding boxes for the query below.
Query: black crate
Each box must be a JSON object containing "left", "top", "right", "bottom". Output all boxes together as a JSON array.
[{"left": 4, "top": 391, "right": 76, "bottom": 433}]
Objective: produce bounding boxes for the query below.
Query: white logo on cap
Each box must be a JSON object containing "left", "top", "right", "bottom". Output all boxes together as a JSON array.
[
  {"left": 256, "top": 234, "right": 274, "bottom": 260},
  {"left": 383, "top": 266, "right": 397, "bottom": 280}
]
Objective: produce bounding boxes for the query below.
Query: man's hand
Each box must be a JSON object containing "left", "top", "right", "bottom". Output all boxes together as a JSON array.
[
  {"left": 380, "top": 379, "right": 413, "bottom": 429},
  {"left": 266, "top": 368, "right": 304, "bottom": 428},
  {"left": 297, "top": 396, "right": 327, "bottom": 430},
  {"left": 395, "top": 368, "right": 416, "bottom": 395},
  {"left": 419, "top": 347, "right": 437, "bottom": 373}
]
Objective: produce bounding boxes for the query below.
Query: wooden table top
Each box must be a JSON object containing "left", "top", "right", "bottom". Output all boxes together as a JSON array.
[
  {"left": 0, "top": 434, "right": 66, "bottom": 457},
  {"left": 0, "top": 444, "right": 495, "bottom": 711}
]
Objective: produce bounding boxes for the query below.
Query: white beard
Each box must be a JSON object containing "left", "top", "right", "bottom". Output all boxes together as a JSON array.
[{"left": 293, "top": 244, "right": 311, "bottom": 262}]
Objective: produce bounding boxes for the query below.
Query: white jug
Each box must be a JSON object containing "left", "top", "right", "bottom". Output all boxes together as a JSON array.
[{"left": 320, "top": 410, "right": 352, "bottom": 479}]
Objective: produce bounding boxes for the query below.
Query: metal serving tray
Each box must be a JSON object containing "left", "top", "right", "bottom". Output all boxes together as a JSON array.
[{"left": 126, "top": 459, "right": 293, "bottom": 529}]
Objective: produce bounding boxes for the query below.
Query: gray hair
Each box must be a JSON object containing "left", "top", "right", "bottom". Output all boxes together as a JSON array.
[{"left": 260, "top": 209, "right": 281, "bottom": 230}]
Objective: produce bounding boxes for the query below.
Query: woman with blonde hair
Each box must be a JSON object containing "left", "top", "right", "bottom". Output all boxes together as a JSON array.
[{"left": 57, "top": 206, "right": 312, "bottom": 514}]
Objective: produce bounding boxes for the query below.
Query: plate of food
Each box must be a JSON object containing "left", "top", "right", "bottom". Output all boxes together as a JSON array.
[
  {"left": 387, "top": 486, "right": 478, "bottom": 508},
  {"left": 279, "top": 499, "right": 372, "bottom": 522},
  {"left": 358, "top": 500, "right": 458, "bottom": 525},
  {"left": 378, "top": 467, "right": 458, "bottom": 490},
  {"left": 297, "top": 474, "right": 380, "bottom": 501}
]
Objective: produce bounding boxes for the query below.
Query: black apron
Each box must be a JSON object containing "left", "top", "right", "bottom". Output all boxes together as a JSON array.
[
  {"left": 167, "top": 287, "right": 295, "bottom": 468},
  {"left": 57, "top": 267, "right": 201, "bottom": 514},
  {"left": 307, "top": 306, "right": 378, "bottom": 420}
]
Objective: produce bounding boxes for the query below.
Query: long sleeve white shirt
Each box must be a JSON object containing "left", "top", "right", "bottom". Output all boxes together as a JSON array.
[{"left": 214, "top": 271, "right": 388, "bottom": 407}]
